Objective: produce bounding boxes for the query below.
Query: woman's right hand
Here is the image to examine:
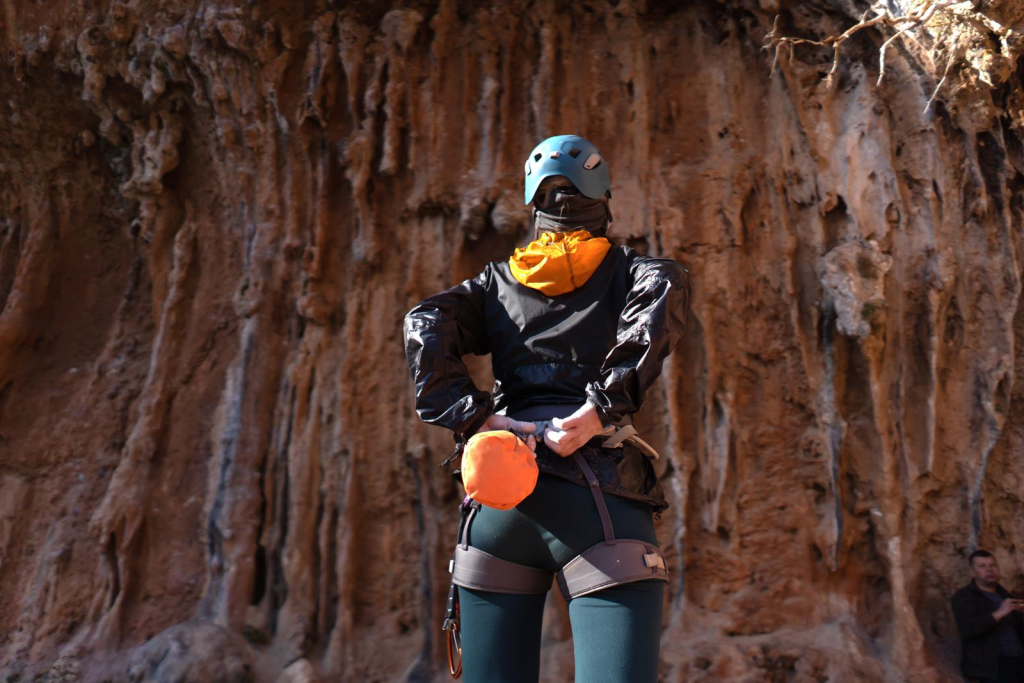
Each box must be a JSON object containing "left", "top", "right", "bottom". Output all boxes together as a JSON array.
[
  {"left": 474, "top": 415, "right": 538, "bottom": 452},
  {"left": 543, "top": 403, "right": 604, "bottom": 457}
]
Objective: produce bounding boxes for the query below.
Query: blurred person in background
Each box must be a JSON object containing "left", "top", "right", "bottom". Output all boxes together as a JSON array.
[{"left": 951, "top": 550, "right": 1024, "bottom": 683}]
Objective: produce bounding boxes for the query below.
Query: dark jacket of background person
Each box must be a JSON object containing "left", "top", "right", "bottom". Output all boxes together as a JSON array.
[{"left": 952, "top": 582, "right": 1024, "bottom": 680}]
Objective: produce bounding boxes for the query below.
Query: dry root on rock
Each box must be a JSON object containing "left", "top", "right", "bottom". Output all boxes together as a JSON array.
[{"left": 763, "top": 0, "right": 1016, "bottom": 113}]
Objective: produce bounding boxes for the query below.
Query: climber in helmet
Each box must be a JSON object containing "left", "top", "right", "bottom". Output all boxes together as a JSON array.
[{"left": 404, "top": 134, "right": 690, "bottom": 683}]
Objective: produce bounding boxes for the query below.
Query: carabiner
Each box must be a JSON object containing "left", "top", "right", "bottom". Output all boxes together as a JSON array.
[{"left": 444, "top": 619, "right": 462, "bottom": 678}]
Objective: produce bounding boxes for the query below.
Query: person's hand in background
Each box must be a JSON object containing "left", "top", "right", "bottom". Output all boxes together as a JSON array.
[{"left": 994, "top": 597, "right": 1021, "bottom": 620}]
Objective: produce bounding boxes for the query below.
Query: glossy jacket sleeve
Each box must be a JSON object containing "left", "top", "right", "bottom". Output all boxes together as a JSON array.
[
  {"left": 404, "top": 267, "right": 493, "bottom": 438},
  {"left": 585, "top": 256, "right": 690, "bottom": 426}
]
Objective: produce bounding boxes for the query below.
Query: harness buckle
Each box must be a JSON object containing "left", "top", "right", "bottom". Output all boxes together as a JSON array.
[{"left": 643, "top": 553, "right": 666, "bottom": 570}]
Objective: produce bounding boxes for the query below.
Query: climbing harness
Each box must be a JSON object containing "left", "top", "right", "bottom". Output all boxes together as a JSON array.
[{"left": 440, "top": 410, "right": 669, "bottom": 678}]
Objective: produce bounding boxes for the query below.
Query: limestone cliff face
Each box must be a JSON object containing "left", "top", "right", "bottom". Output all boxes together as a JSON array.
[{"left": 1, "top": 1, "right": 1023, "bottom": 681}]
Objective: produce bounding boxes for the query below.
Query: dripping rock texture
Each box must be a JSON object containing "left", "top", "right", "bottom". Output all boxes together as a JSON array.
[{"left": 1, "top": 0, "right": 1024, "bottom": 681}]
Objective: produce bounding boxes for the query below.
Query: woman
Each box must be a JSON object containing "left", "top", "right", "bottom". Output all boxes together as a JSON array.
[{"left": 404, "top": 134, "right": 690, "bottom": 683}]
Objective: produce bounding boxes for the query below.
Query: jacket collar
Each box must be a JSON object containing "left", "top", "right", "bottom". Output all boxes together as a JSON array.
[
  {"left": 508, "top": 229, "right": 612, "bottom": 297},
  {"left": 968, "top": 580, "right": 1008, "bottom": 597}
]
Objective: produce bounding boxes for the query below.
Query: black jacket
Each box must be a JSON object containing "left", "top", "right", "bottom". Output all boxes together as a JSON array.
[
  {"left": 403, "top": 245, "right": 690, "bottom": 510},
  {"left": 951, "top": 582, "right": 1024, "bottom": 680}
]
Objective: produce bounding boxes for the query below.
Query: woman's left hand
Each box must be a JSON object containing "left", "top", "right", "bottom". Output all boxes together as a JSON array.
[
  {"left": 544, "top": 403, "right": 605, "bottom": 457},
  {"left": 474, "top": 414, "right": 538, "bottom": 453}
]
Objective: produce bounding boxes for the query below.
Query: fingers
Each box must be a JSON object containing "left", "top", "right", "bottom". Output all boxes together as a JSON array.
[
  {"left": 508, "top": 419, "right": 536, "bottom": 433},
  {"left": 551, "top": 414, "right": 583, "bottom": 430},
  {"left": 552, "top": 405, "right": 601, "bottom": 433},
  {"left": 543, "top": 430, "right": 562, "bottom": 454},
  {"left": 544, "top": 429, "right": 585, "bottom": 457},
  {"left": 526, "top": 435, "right": 537, "bottom": 454},
  {"left": 475, "top": 414, "right": 501, "bottom": 435},
  {"left": 546, "top": 428, "right": 569, "bottom": 445},
  {"left": 478, "top": 416, "right": 536, "bottom": 435}
]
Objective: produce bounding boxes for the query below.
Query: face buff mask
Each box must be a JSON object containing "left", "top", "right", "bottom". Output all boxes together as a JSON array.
[
  {"left": 532, "top": 180, "right": 612, "bottom": 237},
  {"left": 509, "top": 229, "right": 612, "bottom": 296}
]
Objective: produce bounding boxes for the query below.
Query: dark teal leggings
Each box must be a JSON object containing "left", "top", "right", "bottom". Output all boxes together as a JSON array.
[{"left": 457, "top": 474, "right": 664, "bottom": 683}]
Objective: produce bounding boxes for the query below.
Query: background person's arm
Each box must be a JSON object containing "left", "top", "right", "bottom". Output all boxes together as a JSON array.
[
  {"left": 585, "top": 255, "right": 691, "bottom": 426},
  {"left": 951, "top": 591, "right": 1011, "bottom": 639}
]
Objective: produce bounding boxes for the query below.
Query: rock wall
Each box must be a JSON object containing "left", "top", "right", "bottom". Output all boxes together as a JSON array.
[{"left": 1, "top": 1, "right": 1023, "bottom": 681}]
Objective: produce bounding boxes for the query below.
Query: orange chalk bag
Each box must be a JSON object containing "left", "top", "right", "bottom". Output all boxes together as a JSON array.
[{"left": 460, "top": 430, "right": 539, "bottom": 510}]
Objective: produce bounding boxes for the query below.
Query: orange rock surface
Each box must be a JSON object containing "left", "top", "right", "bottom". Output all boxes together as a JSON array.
[{"left": 1, "top": 1, "right": 1023, "bottom": 681}]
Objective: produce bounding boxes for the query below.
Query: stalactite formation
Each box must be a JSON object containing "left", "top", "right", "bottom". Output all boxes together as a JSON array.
[{"left": 1, "top": 1, "right": 1023, "bottom": 681}]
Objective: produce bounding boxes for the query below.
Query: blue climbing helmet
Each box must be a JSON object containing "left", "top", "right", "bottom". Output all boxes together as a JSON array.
[{"left": 523, "top": 135, "right": 611, "bottom": 205}]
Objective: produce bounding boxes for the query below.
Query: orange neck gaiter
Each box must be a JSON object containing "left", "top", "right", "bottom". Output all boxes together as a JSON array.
[{"left": 509, "top": 229, "right": 612, "bottom": 297}]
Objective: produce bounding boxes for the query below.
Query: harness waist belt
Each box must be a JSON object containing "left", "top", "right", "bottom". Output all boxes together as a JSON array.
[{"left": 506, "top": 404, "right": 660, "bottom": 459}]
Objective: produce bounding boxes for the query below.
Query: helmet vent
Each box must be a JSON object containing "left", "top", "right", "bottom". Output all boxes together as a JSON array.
[
  {"left": 525, "top": 161, "right": 531, "bottom": 175},
  {"left": 534, "top": 153, "right": 542, "bottom": 162},
  {"left": 583, "top": 153, "right": 602, "bottom": 170},
  {"left": 568, "top": 148, "right": 582, "bottom": 158}
]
